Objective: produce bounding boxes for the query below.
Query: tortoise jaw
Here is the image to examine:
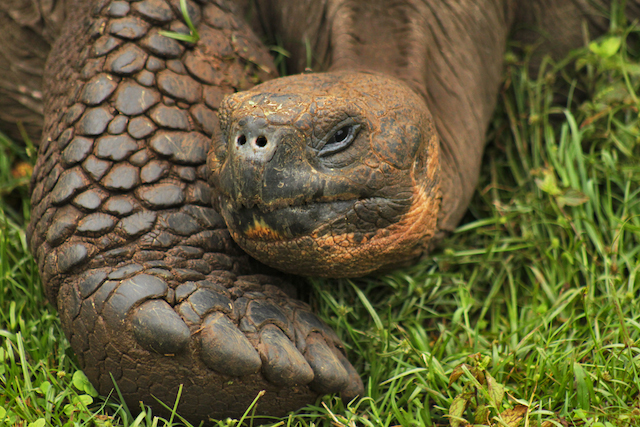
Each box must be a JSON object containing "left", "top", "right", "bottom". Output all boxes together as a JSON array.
[
  {"left": 218, "top": 184, "right": 441, "bottom": 278},
  {"left": 220, "top": 199, "right": 357, "bottom": 242}
]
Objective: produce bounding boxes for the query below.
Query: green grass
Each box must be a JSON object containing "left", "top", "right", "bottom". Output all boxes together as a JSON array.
[{"left": 2, "top": 12, "right": 640, "bottom": 427}]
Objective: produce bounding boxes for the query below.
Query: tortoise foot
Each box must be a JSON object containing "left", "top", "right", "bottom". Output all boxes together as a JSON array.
[{"left": 58, "top": 268, "right": 363, "bottom": 419}]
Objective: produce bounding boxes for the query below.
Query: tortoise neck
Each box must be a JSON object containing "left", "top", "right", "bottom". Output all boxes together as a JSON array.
[{"left": 326, "top": 1, "right": 429, "bottom": 98}]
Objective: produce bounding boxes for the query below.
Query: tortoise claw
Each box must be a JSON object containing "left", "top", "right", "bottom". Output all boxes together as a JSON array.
[
  {"left": 304, "top": 333, "right": 349, "bottom": 393},
  {"left": 292, "top": 309, "right": 363, "bottom": 397},
  {"left": 131, "top": 299, "right": 190, "bottom": 354},
  {"left": 258, "top": 324, "right": 314, "bottom": 386},
  {"left": 335, "top": 347, "right": 365, "bottom": 402},
  {"left": 200, "top": 311, "right": 262, "bottom": 376}
]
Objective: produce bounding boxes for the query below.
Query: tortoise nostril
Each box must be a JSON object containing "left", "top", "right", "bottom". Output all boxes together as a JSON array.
[
  {"left": 256, "top": 136, "right": 268, "bottom": 148},
  {"left": 237, "top": 135, "right": 247, "bottom": 146}
]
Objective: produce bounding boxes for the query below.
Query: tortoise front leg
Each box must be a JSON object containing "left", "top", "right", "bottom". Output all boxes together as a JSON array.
[{"left": 29, "top": 0, "right": 362, "bottom": 420}]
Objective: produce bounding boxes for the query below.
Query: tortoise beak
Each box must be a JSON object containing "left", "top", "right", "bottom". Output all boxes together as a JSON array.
[{"left": 219, "top": 198, "right": 356, "bottom": 242}]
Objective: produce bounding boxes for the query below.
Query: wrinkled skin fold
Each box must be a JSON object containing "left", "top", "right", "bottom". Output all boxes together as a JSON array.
[{"left": 0, "top": 0, "right": 638, "bottom": 423}]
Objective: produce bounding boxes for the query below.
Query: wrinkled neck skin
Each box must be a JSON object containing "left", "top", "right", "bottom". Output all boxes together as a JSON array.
[{"left": 253, "top": 0, "right": 515, "bottom": 233}]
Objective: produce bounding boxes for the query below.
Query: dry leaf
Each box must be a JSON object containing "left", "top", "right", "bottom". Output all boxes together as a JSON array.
[{"left": 497, "top": 405, "right": 527, "bottom": 427}]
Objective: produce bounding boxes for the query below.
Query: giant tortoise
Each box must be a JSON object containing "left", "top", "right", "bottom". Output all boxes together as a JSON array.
[{"left": 1, "top": 0, "right": 638, "bottom": 422}]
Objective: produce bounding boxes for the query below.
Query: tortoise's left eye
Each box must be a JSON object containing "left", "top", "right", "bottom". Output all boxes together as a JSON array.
[{"left": 319, "top": 124, "right": 360, "bottom": 157}]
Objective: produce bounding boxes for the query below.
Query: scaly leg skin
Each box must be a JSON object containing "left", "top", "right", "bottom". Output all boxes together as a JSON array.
[{"left": 28, "top": 0, "right": 363, "bottom": 420}]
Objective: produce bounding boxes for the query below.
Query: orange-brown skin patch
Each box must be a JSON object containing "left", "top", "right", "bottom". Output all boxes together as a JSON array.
[{"left": 244, "top": 218, "right": 284, "bottom": 241}]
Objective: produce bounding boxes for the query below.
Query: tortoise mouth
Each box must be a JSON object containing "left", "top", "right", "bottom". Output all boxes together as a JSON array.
[{"left": 220, "top": 199, "right": 357, "bottom": 242}]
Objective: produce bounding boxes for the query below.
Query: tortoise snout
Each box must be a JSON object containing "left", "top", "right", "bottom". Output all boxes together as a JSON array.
[{"left": 232, "top": 116, "right": 279, "bottom": 163}]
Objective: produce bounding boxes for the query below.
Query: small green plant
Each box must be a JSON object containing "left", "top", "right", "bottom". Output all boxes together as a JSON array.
[
  {"left": 446, "top": 354, "right": 549, "bottom": 427},
  {"left": 159, "top": 0, "right": 200, "bottom": 44}
]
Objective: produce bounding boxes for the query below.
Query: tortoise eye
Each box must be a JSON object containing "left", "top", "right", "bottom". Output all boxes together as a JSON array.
[
  {"left": 331, "top": 127, "right": 350, "bottom": 143},
  {"left": 319, "top": 124, "right": 360, "bottom": 157}
]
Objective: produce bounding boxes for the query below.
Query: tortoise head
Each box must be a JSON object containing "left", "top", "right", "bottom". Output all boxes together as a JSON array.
[{"left": 208, "top": 71, "right": 441, "bottom": 277}]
